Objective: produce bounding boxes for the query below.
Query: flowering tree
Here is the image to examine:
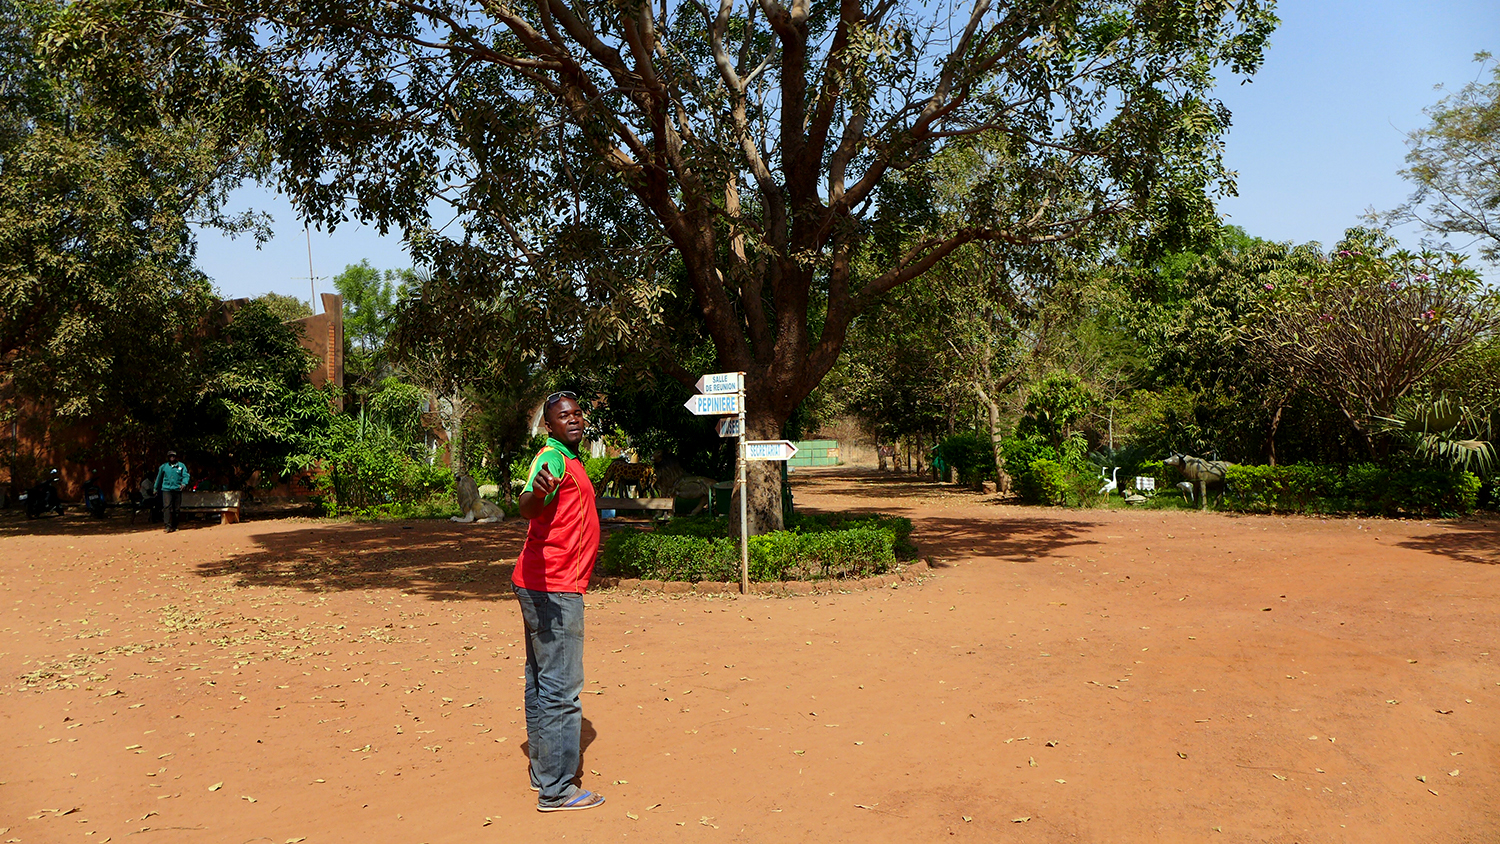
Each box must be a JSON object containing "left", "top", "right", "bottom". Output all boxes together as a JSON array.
[{"left": 1244, "top": 229, "right": 1500, "bottom": 453}]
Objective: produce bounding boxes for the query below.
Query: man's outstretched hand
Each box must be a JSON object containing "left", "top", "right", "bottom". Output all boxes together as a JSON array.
[
  {"left": 519, "top": 465, "right": 560, "bottom": 520},
  {"left": 532, "top": 465, "right": 560, "bottom": 498}
]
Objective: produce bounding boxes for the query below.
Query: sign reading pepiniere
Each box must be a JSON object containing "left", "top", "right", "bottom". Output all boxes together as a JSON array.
[
  {"left": 744, "top": 440, "right": 798, "bottom": 461},
  {"left": 683, "top": 393, "right": 741, "bottom": 416}
]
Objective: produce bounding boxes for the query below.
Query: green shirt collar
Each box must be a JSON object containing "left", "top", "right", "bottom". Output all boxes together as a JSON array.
[{"left": 545, "top": 436, "right": 580, "bottom": 460}]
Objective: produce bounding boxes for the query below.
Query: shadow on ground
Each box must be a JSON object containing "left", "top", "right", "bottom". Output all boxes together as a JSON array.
[
  {"left": 1394, "top": 517, "right": 1500, "bottom": 566},
  {"left": 912, "top": 515, "right": 1098, "bottom": 562},
  {"left": 0, "top": 504, "right": 320, "bottom": 537},
  {"left": 195, "top": 520, "right": 533, "bottom": 602}
]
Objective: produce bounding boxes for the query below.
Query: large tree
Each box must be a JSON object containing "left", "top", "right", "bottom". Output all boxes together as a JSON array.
[
  {"left": 121, "top": 0, "right": 1275, "bottom": 528},
  {"left": 0, "top": 0, "right": 269, "bottom": 428}
]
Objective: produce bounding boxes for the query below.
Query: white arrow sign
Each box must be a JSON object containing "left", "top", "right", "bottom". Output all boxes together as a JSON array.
[
  {"left": 744, "top": 440, "right": 798, "bottom": 461},
  {"left": 695, "top": 371, "right": 743, "bottom": 395},
  {"left": 684, "top": 393, "right": 741, "bottom": 416},
  {"left": 717, "top": 417, "right": 743, "bottom": 438}
]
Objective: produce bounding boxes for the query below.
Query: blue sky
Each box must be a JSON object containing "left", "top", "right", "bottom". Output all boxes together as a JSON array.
[{"left": 195, "top": 0, "right": 1500, "bottom": 308}]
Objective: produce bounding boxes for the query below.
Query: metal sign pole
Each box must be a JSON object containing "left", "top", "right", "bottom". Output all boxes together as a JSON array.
[{"left": 737, "top": 373, "right": 749, "bottom": 595}]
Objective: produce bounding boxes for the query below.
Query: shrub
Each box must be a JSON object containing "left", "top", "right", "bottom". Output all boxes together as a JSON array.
[
  {"left": 935, "top": 432, "right": 994, "bottom": 487},
  {"left": 584, "top": 456, "right": 615, "bottom": 483},
  {"left": 600, "top": 531, "right": 739, "bottom": 582},
  {"left": 1223, "top": 463, "right": 1338, "bottom": 513},
  {"left": 1220, "top": 461, "right": 1480, "bottom": 516},
  {"left": 1019, "top": 458, "right": 1070, "bottom": 505},
  {"left": 600, "top": 519, "right": 901, "bottom": 583},
  {"left": 312, "top": 416, "right": 453, "bottom": 516},
  {"left": 346, "top": 494, "right": 462, "bottom": 521}
]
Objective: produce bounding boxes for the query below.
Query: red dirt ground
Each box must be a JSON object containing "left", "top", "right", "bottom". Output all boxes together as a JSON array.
[{"left": 3, "top": 467, "right": 1499, "bottom": 843}]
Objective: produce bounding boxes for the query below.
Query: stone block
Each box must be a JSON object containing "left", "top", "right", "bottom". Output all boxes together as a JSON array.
[
  {"left": 640, "top": 579, "right": 665, "bottom": 592},
  {"left": 617, "top": 578, "right": 641, "bottom": 592},
  {"left": 662, "top": 581, "right": 691, "bottom": 594}
]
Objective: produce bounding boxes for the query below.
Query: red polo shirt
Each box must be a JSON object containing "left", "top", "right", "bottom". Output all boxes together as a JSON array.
[{"left": 512, "top": 438, "right": 600, "bottom": 593}]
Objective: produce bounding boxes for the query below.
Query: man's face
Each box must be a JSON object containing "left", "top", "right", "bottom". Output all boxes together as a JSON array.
[{"left": 545, "top": 397, "right": 586, "bottom": 448}]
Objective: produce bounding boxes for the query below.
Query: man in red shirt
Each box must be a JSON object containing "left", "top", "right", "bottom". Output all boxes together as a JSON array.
[{"left": 514, "top": 391, "right": 605, "bottom": 811}]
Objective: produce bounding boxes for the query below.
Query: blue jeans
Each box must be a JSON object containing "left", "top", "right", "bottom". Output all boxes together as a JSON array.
[{"left": 515, "top": 587, "right": 585, "bottom": 805}]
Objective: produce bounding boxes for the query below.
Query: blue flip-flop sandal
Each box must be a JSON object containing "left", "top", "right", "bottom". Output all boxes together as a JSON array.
[{"left": 538, "top": 789, "right": 605, "bottom": 812}]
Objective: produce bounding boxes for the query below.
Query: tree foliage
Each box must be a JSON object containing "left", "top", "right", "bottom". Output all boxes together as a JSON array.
[
  {"left": 1394, "top": 52, "right": 1500, "bottom": 264},
  {"left": 1243, "top": 229, "right": 1500, "bottom": 448},
  {"left": 0, "top": 0, "right": 269, "bottom": 423},
  {"left": 110, "top": 0, "right": 1276, "bottom": 529}
]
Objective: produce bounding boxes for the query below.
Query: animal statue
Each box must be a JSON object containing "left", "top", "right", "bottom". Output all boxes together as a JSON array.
[
  {"left": 1163, "top": 452, "right": 1233, "bottom": 510},
  {"left": 450, "top": 473, "right": 506, "bottom": 523},
  {"left": 1098, "top": 466, "right": 1120, "bottom": 497},
  {"left": 652, "top": 452, "right": 715, "bottom": 515},
  {"left": 600, "top": 458, "right": 656, "bottom": 498}
]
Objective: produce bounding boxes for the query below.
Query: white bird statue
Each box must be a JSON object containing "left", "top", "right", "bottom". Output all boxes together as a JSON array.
[{"left": 1099, "top": 466, "right": 1120, "bottom": 497}]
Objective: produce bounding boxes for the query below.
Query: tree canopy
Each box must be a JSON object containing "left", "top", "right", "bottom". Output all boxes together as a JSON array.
[
  {"left": 0, "top": 0, "right": 269, "bottom": 428},
  {"left": 1394, "top": 52, "right": 1500, "bottom": 264},
  {"left": 141, "top": 0, "right": 1274, "bottom": 527}
]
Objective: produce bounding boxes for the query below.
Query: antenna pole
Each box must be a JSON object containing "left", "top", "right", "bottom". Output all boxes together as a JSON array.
[{"left": 305, "top": 226, "right": 317, "bottom": 314}]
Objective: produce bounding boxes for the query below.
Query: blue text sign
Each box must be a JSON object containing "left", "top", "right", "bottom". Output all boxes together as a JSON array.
[
  {"left": 695, "top": 371, "right": 743, "bottom": 394},
  {"left": 744, "top": 440, "right": 798, "bottom": 461},
  {"left": 684, "top": 393, "right": 741, "bottom": 416}
]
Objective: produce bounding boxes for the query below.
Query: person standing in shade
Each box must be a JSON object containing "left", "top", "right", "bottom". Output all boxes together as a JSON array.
[
  {"left": 514, "top": 391, "right": 605, "bottom": 812},
  {"left": 153, "top": 450, "right": 191, "bottom": 533}
]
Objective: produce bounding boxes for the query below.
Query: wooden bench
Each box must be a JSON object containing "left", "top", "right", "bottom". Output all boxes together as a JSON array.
[
  {"left": 595, "top": 496, "right": 675, "bottom": 518},
  {"left": 179, "top": 491, "right": 243, "bottom": 525}
]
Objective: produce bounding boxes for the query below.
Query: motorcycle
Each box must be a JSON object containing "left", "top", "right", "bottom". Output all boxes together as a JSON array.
[
  {"left": 20, "top": 468, "right": 65, "bottom": 519},
  {"left": 82, "top": 472, "right": 107, "bottom": 519}
]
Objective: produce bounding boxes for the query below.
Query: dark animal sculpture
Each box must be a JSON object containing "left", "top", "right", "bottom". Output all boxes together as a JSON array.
[
  {"left": 1164, "top": 452, "right": 1233, "bottom": 510},
  {"left": 651, "top": 452, "right": 715, "bottom": 515}
]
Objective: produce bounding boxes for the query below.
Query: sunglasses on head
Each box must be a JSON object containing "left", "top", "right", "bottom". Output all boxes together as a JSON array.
[{"left": 544, "top": 390, "right": 579, "bottom": 409}]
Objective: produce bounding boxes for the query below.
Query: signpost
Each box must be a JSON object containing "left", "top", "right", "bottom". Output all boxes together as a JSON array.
[{"left": 682, "top": 370, "right": 800, "bottom": 594}]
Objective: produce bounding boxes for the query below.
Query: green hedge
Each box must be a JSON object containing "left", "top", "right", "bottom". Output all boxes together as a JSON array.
[
  {"left": 600, "top": 513, "right": 908, "bottom": 583},
  {"left": 1222, "top": 462, "right": 1480, "bottom": 517}
]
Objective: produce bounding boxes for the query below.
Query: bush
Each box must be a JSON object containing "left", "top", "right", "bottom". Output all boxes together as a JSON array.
[
  {"left": 600, "top": 516, "right": 903, "bottom": 583},
  {"left": 312, "top": 415, "right": 453, "bottom": 515},
  {"left": 1221, "top": 461, "right": 1480, "bottom": 517},
  {"left": 661, "top": 511, "right": 916, "bottom": 558},
  {"left": 1001, "top": 436, "right": 1057, "bottom": 502},
  {"left": 935, "top": 432, "right": 994, "bottom": 487},
  {"left": 1342, "top": 463, "right": 1481, "bottom": 517},
  {"left": 346, "top": 494, "right": 462, "bottom": 521},
  {"left": 1223, "top": 463, "right": 1338, "bottom": 513},
  {"left": 600, "top": 531, "right": 740, "bottom": 582},
  {"left": 584, "top": 456, "right": 615, "bottom": 483},
  {"left": 1019, "top": 458, "right": 1070, "bottom": 505}
]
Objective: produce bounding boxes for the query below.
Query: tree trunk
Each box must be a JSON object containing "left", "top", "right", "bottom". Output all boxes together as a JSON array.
[
  {"left": 1265, "top": 405, "right": 1284, "bottom": 467},
  {"left": 744, "top": 407, "right": 785, "bottom": 535},
  {"left": 973, "top": 374, "right": 1010, "bottom": 496}
]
